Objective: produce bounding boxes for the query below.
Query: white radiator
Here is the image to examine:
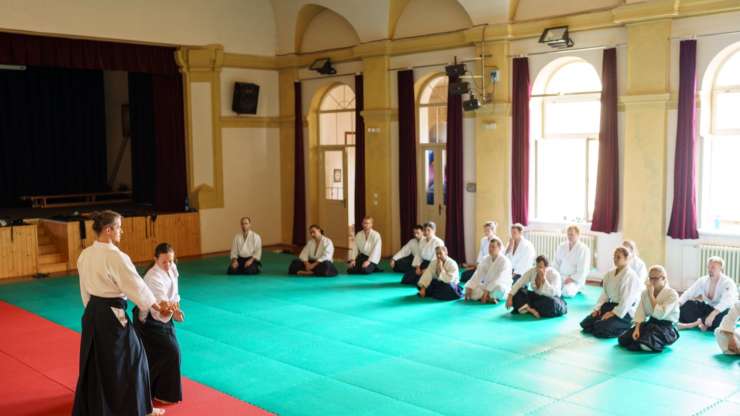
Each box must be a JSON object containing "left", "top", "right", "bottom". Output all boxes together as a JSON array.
[
  {"left": 699, "top": 244, "right": 740, "bottom": 286},
  {"left": 525, "top": 230, "right": 597, "bottom": 269}
]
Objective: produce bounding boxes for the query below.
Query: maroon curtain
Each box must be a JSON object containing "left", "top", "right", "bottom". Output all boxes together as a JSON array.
[
  {"left": 445, "top": 75, "right": 465, "bottom": 261},
  {"left": 591, "top": 48, "right": 619, "bottom": 233},
  {"left": 354, "top": 74, "right": 366, "bottom": 231},
  {"left": 511, "top": 57, "right": 530, "bottom": 225},
  {"left": 397, "top": 70, "right": 418, "bottom": 245},
  {"left": 292, "top": 82, "right": 307, "bottom": 245},
  {"left": 668, "top": 40, "right": 699, "bottom": 239},
  {"left": 152, "top": 74, "right": 187, "bottom": 212},
  {"left": 0, "top": 32, "right": 178, "bottom": 75}
]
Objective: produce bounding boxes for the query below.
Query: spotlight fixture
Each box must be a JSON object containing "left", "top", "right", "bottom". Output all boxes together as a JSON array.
[
  {"left": 309, "top": 58, "right": 336, "bottom": 75},
  {"left": 463, "top": 95, "right": 481, "bottom": 112},
  {"left": 539, "top": 26, "right": 574, "bottom": 49},
  {"left": 445, "top": 63, "right": 467, "bottom": 78},
  {"left": 449, "top": 80, "right": 470, "bottom": 96}
]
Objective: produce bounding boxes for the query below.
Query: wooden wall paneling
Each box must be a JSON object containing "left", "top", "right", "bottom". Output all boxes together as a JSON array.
[{"left": 0, "top": 225, "right": 38, "bottom": 279}]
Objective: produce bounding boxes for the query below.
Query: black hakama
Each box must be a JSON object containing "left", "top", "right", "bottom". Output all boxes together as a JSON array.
[
  {"left": 72, "top": 296, "right": 152, "bottom": 416},
  {"left": 347, "top": 254, "right": 379, "bottom": 274},
  {"left": 618, "top": 319, "right": 680, "bottom": 353},
  {"left": 392, "top": 255, "right": 414, "bottom": 273},
  {"left": 288, "top": 259, "right": 339, "bottom": 277},
  {"left": 460, "top": 268, "right": 475, "bottom": 283},
  {"left": 580, "top": 302, "right": 632, "bottom": 338},
  {"left": 426, "top": 279, "right": 463, "bottom": 300},
  {"left": 227, "top": 256, "right": 262, "bottom": 275},
  {"left": 512, "top": 290, "right": 568, "bottom": 318},
  {"left": 132, "top": 307, "right": 183, "bottom": 403},
  {"left": 401, "top": 260, "right": 430, "bottom": 285},
  {"left": 679, "top": 300, "right": 729, "bottom": 331}
]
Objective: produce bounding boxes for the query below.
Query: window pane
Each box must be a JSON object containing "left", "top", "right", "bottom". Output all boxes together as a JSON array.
[
  {"left": 324, "top": 150, "right": 344, "bottom": 200},
  {"left": 545, "top": 61, "right": 601, "bottom": 94},
  {"left": 715, "top": 51, "right": 740, "bottom": 87},
  {"left": 420, "top": 76, "right": 448, "bottom": 104},
  {"left": 703, "top": 136, "right": 740, "bottom": 233},
  {"left": 425, "top": 149, "right": 434, "bottom": 205},
  {"left": 714, "top": 92, "right": 740, "bottom": 131},
  {"left": 320, "top": 84, "right": 356, "bottom": 111},
  {"left": 319, "top": 113, "right": 338, "bottom": 145},
  {"left": 544, "top": 99, "right": 600, "bottom": 137},
  {"left": 536, "top": 139, "right": 587, "bottom": 221}
]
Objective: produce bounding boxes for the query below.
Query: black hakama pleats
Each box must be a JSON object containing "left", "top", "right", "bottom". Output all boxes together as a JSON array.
[
  {"left": 72, "top": 296, "right": 152, "bottom": 416},
  {"left": 288, "top": 259, "right": 339, "bottom": 277},
  {"left": 679, "top": 300, "right": 729, "bottom": 331},
  {"left": 392, "top": 255, "right": 414, "bottom": 273},
  {"left": 459, "top": 269, "right": 475, "bottom": 283},
  {"left": 618, "top": 319, "right": 680, "bottom": 353},
  {"left": 227, "top": 256, "right": 262, "bottom": 275},
  {"left": 580, "top": 302, "right": 632, "bottom": 338},
  {"left": 512, "top": 290, "right": 568, "bottom": 317},
  {"left": 132, "top": 308, "right": 183, "bottom": 403},
  {"left": 347, "top": 254, "right": 379, "bottom": 274},
  {"left": 426, "top": 279, "right": 463, "bottom": 300},
  {"left": 401, "top": 260, "right": 430, "bottom": 285}
]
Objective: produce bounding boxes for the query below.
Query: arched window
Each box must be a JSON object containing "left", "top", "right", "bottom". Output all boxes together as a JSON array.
[
  {"left": 318, "top": 84, "right": 355, "bottom": 201},
  {"left": 531, "top": 58, "right": 602, "bottom": 222},
  {"left": 418, "top": 75, "right": 448, "bottom": 236},
  {"left": 701, "top": 46, "right": 740, "bottom": 233}
]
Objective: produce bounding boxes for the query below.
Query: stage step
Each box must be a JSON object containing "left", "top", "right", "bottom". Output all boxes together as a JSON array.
[
  {"left": 38, "top": 262, "right": 68, "bottom": 275},
  {"left": 39, "top": 244, "right": 57, "bottom": 255},
  {"left": 39, "top": 253, "right": 64, "bottom": 265},
  {"left": 38, "top": 235, "right": 53, "bottom": 245}
]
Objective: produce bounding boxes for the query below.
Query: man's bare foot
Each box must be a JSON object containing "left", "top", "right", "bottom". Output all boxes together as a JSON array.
[
  {"left": 154, "top": 398, "right": 175, "bottom": 404},
  {"left": 518, "top": 304, "right": 530, "bottom": 314},
  {"left": 148, "top": 408, "right": 165, "bottom": 416},
  {"left": 529, "top": 308, "right": 541, "bottom": 319},
  {"left": 678, "top": 319, "right": 701, "bottom": 330},
  {"left": 698, "top": 320, "right": 708, "bottom": 332},
  {"left": 418, "top": 287, "right": 426, "bottom": 298},
  {"left": 297, "top": 270, "right": 313, "bottom": 275}
]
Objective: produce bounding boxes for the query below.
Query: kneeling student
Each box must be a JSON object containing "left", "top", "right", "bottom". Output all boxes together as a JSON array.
[
  {"left": 133, "top": 243, "right": 184, "bottom": 404},
  {"left": 580, "top": 247, "right": 643, "bottom": 338},
  {"left": 618, "top": 265, "right": 680, "bottom": 353},
  {"left": 506, "top": 255, "right": 567, "bottom": 318},
  {"left": 464, "top": 237, "right": 512, "bottom": 304},
  {"left": 678, "top": 256, "right": 737, "bottom": 332},
  {"left": 401, "top": 222, "right": 444, "bottom": 286},
  {"left": 347, "top": 216, "right": 382, "bottom": 274},
  {"left": 715, "top": 300, "right": 739, "bottom": 355},
  {"left": 289, "top": 225, "right": 338, "bottom": 277},
  {"left": 390, "top": 225, "right": 423, "bottom": 273},
  {"left": 417, "top": 246, "right": 461, "bottom": 300},
  {"left": 228, "top": 216, "right": 262, "bottom": 275}
]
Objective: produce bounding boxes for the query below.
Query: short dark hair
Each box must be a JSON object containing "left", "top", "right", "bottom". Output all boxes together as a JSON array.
[
  {"left": 91, "top": 210, "right": 121, "bottom": 234},
  {"left": 154, "top": 242, "right": 174, "bottom": 258},
  {"left": 535, "top": 255, "right": 549, "bottom": 267},
  {"left": 309, "top": 224, "right": 324, "bottom": 235},
  {"left": 412, "top": 224, "right": 424, "bottom": 231}
]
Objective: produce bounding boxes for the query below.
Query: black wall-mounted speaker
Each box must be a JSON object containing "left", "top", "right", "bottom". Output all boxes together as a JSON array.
[{"left": 232, "top": 82, "right": 260, "bottom": 114}]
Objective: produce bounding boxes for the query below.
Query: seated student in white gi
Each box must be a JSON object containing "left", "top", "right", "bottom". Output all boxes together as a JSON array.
[
  {"left": 134, "top": 243, "right": 185, "bottom": 404},
  {"left": 464, "top": 237, "right": 512, "bottom": 304},
  {"left": 417, "top": 246, "right": 462, "bottom": 300},
  {"left": 678, "top": 256, "right": 738, "bottom": 332},
  {"left": 390, "top": 225, "right": 424, "bottom": 273},
  {"left": 506, "top": 255, "right": 567, "bottom": 318},
  {"left": 347, "top": 216, "right": 382, "bottom": 274},
  {"left": 228, "top": 216, "right": 262, "bottom": 275},
  {"left": 580, "top": 247, "right": 643, "bottom": 338},
  {"left": 505, "top": 223, "right": 536, "bottom": 281},
  {"left": 715, "top": 300, "right": 739, "bottom": 355},
  {"left": 618, "top": 265, "right": 680, "bottom": 353},
  {"left": 554, "top": 225, "right": 591, "bottom": 297},
  {"left": 401, "top": 222, "right": 444, "bottom": 286},
  {"left": 288, "top": 225, "right": 338, "bottom": 277},
  {"left": 622, "top": 240, "right": 648, "bottom": 281},
  {"left": 461, "top": 221, "right": 498, "bottom": 283}
]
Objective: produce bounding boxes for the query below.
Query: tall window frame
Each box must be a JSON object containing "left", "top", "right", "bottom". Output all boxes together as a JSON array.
[{"left": 417, "top": 75, "right": 448, "bottom": 231}]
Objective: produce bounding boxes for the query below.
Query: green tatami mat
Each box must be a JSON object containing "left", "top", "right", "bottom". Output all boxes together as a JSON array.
[{"left": 1, "top": 252, "right": 738, "bottom": 415}]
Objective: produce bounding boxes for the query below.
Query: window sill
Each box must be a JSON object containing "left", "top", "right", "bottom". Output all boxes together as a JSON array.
[{"left": 697, "top": 229, "right": 740, "bottom": 240}]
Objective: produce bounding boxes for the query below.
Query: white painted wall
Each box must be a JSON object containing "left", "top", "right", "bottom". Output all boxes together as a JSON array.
[
  {"left": 393, "top": 0, "right": 472, "bottom": 39},
  {"left": 300, "top": 9, "right": 360, "bottom": 53}
]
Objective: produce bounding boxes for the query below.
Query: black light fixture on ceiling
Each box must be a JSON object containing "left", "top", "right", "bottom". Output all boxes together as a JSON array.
[
  {"left": 462, "top": 95, "right": 480, "bottom": 112},
  {"left": 539, "top": 26, "right": 574, "bottom": 49},
  {"left": 445, "top": 63, "right": 467, "bottom": 78},
  {"left": 449, "top": 80, "right": 470, "bottom": 96},
  {"left": 309, "top": 58, "right": 337, "bottom": 75}
]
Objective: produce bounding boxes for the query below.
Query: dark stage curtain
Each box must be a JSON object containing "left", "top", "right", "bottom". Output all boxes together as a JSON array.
[
  {"left": 511, "top": 57, "right": 530, "bottom": 226},
  {"left": 397, "top": 70, "right": 418, "bottom": 246},
  {"left": 354, "top": 74, "right": 366, "bottom": 231},
  {"left": 668, "top": 40, "right": 699, "bottom": 239},
  {"left": 591, "top": 48, "right": 620, "bottom": 233},
  {"left": 0, "top": 66, "right": 107, "bottom": 207},
  {"left": 0, "top": 32, "right": 178, "bottom": 75},
  {"left": 128, "top": 73, "right": 156, "bottom": 205},
  {"left": 444, "top": 75, "right": 465, "bottom": 261},
  {"left": 292, "top": 81, "right": 307, "bottom": 246}
]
